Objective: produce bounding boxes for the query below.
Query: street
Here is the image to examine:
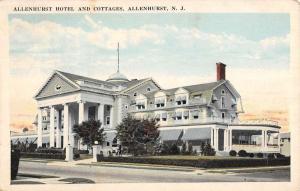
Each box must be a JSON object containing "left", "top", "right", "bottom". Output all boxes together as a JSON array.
[{"left": 12, "top": 160, "right": 290, "bottom": 184}]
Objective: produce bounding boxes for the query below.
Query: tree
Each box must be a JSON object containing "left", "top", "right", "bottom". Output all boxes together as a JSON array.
[
  {"left": 181, "top": 142, "right": 187, "bottom": 155},
  {"left": 116, "top": 115, "right": 160, "bottom": 156},
  {"left": 73, "top": 119, "right": 105, "bottom": 151}
]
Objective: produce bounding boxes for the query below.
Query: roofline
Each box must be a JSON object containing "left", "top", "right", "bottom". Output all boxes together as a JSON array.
[
  {"left": 121, "top": 78, "right": 161, "bottom": 93},
  {"left": 33, "top": 70, "right": 81, "bottom": 99}
]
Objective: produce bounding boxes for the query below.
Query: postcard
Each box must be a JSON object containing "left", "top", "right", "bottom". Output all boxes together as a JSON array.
[{"left": 0, "top": 0, "right": 299, "bottom": 191}]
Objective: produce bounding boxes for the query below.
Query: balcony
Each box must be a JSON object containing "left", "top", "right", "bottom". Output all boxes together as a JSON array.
[{"left": 128, "top": 98, "right": 207, "bottom": 113}]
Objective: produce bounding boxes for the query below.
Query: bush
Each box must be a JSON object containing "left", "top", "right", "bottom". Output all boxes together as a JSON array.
[
  {"left": 257, "top": 153, "right": 264, "bottom": 158},
  {"left": 79, "top": 150, "right": 89, "bottom": 154},
  {"left": 229, "top": 150, "right": 237, "bottom": 157},
  {"left": 275, "top": 153, "right": 285, "bottom": 158},
  {"left": 268, "top": 153, "right": 275, "bottom": 159},
  {"left": 181, "top": 142, "right": 187, "bottom": 155},
  {"left": 11, "top": 149, "right": 20, "bottom": 180},
  {"left": 238, "top": 150, "right": 248, "bottom": 157},
  {"left": 188, "top": 143, "right": 193, "bottom": 154},
  {"left": 249, "top": 153, "right": 254, "bottom": 158},
  {"left": 170, "top": 144, "right": 180, "bottom": 155},
  {"left": 202, "top": 143, "right": 216, "bottom": 156}
]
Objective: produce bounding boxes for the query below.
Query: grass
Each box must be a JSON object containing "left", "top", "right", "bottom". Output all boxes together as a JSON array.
[{"left": 58, "top": 178, "right": 95, "bottom": 184}]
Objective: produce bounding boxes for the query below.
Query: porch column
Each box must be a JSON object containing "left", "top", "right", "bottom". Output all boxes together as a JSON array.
[
  {"left": 63, "top": 103, "right": 69, "bottom": 148},
  {"left": 214, "top": 128, "right": 219, "bottom": 151},
  {"left": 37, "top": 108, "right": 43, "bottom": 147},
  {"left": 117, "top": 96, "right": 123, "bottom": 124},
  {"left": 56, "top": 109, "right": 62, "bottom": 148},
  {"left": 49, "top": 106, "right": 55, "bottom": 148},
  {"left": 229, "top": 129, "right": 232, "bottom": 150},
  {"left": 97, "top": 103, "right": 104, "bottom": 126},
  {"left": 78, "top": 101, "right": 85, "bottom": 124},
  {"left": 224, "top": 129, "right": 228, "bottom": 151},
  {"left": 210, "top": 128, "right": 214, "bottom": 147},
  {"left": 264, "top": 130, "right": 268, "bottom": 148},
  {"left": 110, "top": 105, "right": 114, "bottom": 128}
]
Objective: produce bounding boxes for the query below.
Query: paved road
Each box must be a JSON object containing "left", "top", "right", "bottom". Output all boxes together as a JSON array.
[{"left": 17, "top": 161, "right": 290, "bottom": 183}]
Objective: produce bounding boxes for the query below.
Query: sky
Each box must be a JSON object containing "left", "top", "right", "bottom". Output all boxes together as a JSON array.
[{"left": 8, "top": 13, "right": 290, "bottom": 132}]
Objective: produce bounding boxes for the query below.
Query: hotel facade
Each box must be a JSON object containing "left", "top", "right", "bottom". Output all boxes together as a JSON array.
[{"left": 11, "top": 63, "right": 282, "bottom": 156}]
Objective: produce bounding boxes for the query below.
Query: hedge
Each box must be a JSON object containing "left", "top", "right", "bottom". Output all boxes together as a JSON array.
[
  {"left": 96, "top": 155, "right": 290, "bottom": 168},
  {"left": 21, "top": 152, "right": 65, "bottom": 160}
]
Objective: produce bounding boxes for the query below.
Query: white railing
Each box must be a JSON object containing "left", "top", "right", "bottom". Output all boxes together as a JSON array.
[{"left": 236, "top": 119, "right": 279, "bottom": 126}]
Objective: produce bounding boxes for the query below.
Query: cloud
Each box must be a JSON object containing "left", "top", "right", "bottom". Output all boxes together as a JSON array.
[{"left": 9, "top": 17, "right": 290, "bottom": 131}]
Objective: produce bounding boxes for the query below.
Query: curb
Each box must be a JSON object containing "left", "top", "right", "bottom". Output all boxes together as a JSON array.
[{"left": 77, "top": 162, "right": 198, "bottom": 172}]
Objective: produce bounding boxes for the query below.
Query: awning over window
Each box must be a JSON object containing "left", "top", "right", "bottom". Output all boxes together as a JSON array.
[
  {"left": 42, "top": 136, "right": 50, "bottom": 143},
  {"left": 155, "top": 114, "right": 161, "bottom": 119},
  {"left": 159, "top": 129, "right": 183, "bottom": 141},
  {"left": 175, "top": 96, "right": 181, "bottom": 101},
  {"left": 182, "top": 128, "right": 211, "bottom": 141},
  {"left": 155, "top": 98, "right": 165, "bottom": 104},
  {"left": 161, "top": 113, "right": 167, "bottom": 119},
  {"left": 191, "top": 110, "right": 199, "bottom": 116},
  {"left": 136, "top": 101, "right": 145, "bottom": 106},
  {"left": 176, "top": 111, "right": 182, "bottom": 117},
  {"left": 183, "top": 111, "right": 189, "bottom": 117}
]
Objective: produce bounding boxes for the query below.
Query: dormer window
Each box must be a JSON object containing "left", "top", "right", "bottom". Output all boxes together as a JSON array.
[
  {"left": 147, "top": 87, "right": 151, "bottom": 92},
  {"left": 133, "top": 93, "right": 137, "bottom": 97},
  {"left": 136, "top": 101, "right": 145, "bottom": 110},
  {"left": 175, "top": 96, "right": 187, "bottom": 105},
  {"left": 155, "top": 98, "right": 165, "bottom": 108},
  {"left": 55, "top": 84, "right": 61, "bottom": 91}
]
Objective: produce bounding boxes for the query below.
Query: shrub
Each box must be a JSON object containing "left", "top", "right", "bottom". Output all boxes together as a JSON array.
[
  {"left": 268, "top": 153, "right": 275, "bottom": 159},
  {"left": 257, "top": 153, "right": 264, "bottom": 158},
  {"left": 188, "top": 143, "right": 193, "bottom": 154},
  {"left": 229, "top": 150, "right": 237, "bottom": 157},
  {"left": 238, "top": 150, "right": 248, "bottom": 157},
  {"left": 170, "top": 144, "right": 180, "bottom": 155},
  {"left": 249, "top": 153, "right": 254, "bottom": 158},
  {"left": 181, "top": 142, "right": 187, "bottom": 155},
  {"left": 202, "top": 143, "right": 216, "bottom": 156},
  {"left": 275, "top": 153, "right": 285, "bottom": 158}
]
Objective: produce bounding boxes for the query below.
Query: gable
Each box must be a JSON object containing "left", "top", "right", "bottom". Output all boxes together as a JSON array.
[
  {"left": 126, "top": 80, "right": 160, "bottom": 99},
  {"left": 35, "top": 73, "right": 79, "bottom": 99}
]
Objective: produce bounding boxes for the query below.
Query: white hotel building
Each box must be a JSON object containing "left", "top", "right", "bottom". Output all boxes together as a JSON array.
[{"left": 11, "top": 63, "right": 282, "bottom": 155}]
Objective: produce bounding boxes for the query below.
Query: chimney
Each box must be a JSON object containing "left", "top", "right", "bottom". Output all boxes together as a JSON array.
[{"left": 216, "top": 62, "right": 226, "bottom": 81}]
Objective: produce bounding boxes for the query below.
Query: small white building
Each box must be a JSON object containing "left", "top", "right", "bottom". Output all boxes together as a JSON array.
[
  {"left": 279, "top": 132, "right": 290, "bottom": 157},
  {"left": 11, "top": 63, "right": 283, "bottom": 155}
]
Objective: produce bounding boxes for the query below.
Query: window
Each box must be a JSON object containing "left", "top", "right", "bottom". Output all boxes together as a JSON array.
[
  {"left": 137, "top": 105, "right": 145, "bottom": 110},
  {"left": 221, "top": 112, "right": 225, "bottom": 119},
  {"left": 221, "top": 89, "right": 226, "bottom": 95},
  {"left": 162, "top": 118, "right": 167, "bottom": 121},
  {"left": 221, "top": 96, "right": 225, "bottom": 108},
  {"left": 106, "top": 116, "right": 110, "bottom": 125},
  {"left": 193, "top": 115, "right": 199, "bottom": 119},
  {"left": 125, "top": 105, "right": 128, "bottom": 109},
  {"left": 55, "top": 84, "right": 61, "bottom": 91},
  {"left": 147, "top": 87, "right": 151, "bottom": 92},
  {"left": 133, "top": 92, "right": 137, "bottom": 97},
  {"left": 107, "top": 142, "right": 110, "bottom": 146}
]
